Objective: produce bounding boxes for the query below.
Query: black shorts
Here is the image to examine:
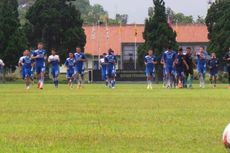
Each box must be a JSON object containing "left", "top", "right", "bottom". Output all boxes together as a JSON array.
[{"left": 185, "top": 69, "right": 194, "bottom": 76}]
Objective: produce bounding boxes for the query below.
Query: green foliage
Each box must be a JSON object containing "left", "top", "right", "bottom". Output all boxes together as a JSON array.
[
  {"left": 18, "top": 0, "right": 122, "bottom": 25},
  {"left": 0, "top": 0, "right": 28, "bottom": 68},
  {"left": 25, "top": 0, "right": 86, "bottom": 63},
  {"left": 206, "top": 0, "right": 230, "bottom": 58},
  {"left": 138, "top": 0, "right": 178, "bottom": 65}
]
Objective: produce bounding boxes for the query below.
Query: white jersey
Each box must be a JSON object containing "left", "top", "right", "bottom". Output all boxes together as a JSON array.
[
  {"left": 18, "top": 56, "right": 25, "bottom": 66},
  {"left": 48, "top": 55, "right": 60, "bottom": 63}
]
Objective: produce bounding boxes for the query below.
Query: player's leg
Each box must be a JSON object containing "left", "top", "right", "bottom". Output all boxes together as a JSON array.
[
  {"left": 213, "top": 74, "right": 217, "bottom": 88},
  {"left": 146, "top": 71, "right": 151, "bottom": 89},
  {"left": 189, "top": 70, "right": 194, "bottom": 88},
  {"left": 53, "top": 68, "right": 59, "bottom": 88},
  {"left": 39, "top": 67, "right": 45, "bottom": 89},
  {"left": 36, "top": 66, "right": 41, "bottom": 88}
]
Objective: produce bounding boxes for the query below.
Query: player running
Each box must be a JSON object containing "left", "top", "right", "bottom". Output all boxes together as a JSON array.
[
  {"left": 223, "top": 47, "right": 230, "bottom": 89},
  {"left": 31, "top": 42, "right": 47, "bottom": 89},
  {"left": 48, "top": 48, "right": 60, "bottom": 88},
  {"left": 74, "top": 47, "right": 87, "bottom": 88},
  {"left": 208, "top": 53, "right": 219, "bottom": 88},
  {"left": 144, "top": 49, "right": 157, "bottom": 89},
  {"left": 100, "top": 53, "right": 108, "bottom": 86},
  {"left": 18, "top": 50, "right": 27, "bottom": 80},
  {"left": 105, "top": 49, "right": 117, "bottom": 89},
  {"left": 196, "top": 47, "right": 208, "bottom": 88},
  {"left": 21, "top": 50, "right": 33, "bottom": 90},
  {"left": 174, "top": 48, "right": 189, "bottom": 88},
  {"left": 162, "top": 46, "right": 177, "bottom": 88},
  {"left": 65, "top": 53, "right": 75, "bottom": 88},
  {"left": 184, "top": 47, "right": 195, "bottom": 88}
]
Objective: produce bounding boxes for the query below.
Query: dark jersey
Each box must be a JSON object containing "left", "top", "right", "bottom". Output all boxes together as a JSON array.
[
  {"left": 175, "top": 54, "right": 185, "bottom": 70},
  {"left": 224, "top": 51, "right": 230, "bottom": 67},
  {"left": 208, "top": 58, "right": 219, "bottom": 70},
  {"left": 184, "top": 54, "right": 194, "bottom": 70}
]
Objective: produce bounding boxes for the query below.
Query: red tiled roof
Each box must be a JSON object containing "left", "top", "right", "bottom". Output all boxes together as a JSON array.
[{"left": 84, "top": 24, "right": 208, "bottom": 55}]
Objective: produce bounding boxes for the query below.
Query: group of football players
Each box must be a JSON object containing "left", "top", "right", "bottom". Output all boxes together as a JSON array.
[
  {"left": 18, "top": 42, "right": 119, "bottom": 90},
  {"left": 14, "top": 42, "right": 230, "bottom": 90},
  {"left": 144, "top": 46, "right": 230, "bottom": 89},
  {"left": 18, "top": 42, "right": 87, "bottom": 90}
]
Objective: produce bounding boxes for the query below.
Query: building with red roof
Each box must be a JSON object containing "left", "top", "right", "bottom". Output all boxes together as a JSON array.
[{"left": 83, "top": 24, "right": 209, "bottom": 70}]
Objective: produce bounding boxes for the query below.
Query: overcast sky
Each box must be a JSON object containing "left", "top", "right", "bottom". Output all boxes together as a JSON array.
[{"left": 89, "top": 0, "right": 211, "bottom": 23}]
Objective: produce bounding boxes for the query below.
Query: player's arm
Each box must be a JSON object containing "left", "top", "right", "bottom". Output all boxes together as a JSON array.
[
  {"left": 47, "top": 56, "right": 51, "bottom": 63},
  {"left": 80, "top": 54, "right": 87, "bottom": 62}
]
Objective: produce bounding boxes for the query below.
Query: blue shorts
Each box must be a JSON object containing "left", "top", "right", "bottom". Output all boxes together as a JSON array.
[
  {"left": 35, "top": 65, "right": 45, "bottom": 74},
  {"left": 146, "top": 68, "right": 155, "bottom": 77},
  {"left": 165, "top": 66, "right": 174, "bottom": 74},
  {"left": 197, "top": 66, "right": 206, "bottom": 74},
  {"left": 24, "top": 68, "right": 33, "bottom": 78},
  {"left": 106, "top": 68, "right": 115, "bottom": 78},
  {"left": 74, "top": 66, "right": 83, "bottom": 75},
  {"left": 66, "top": 69, "right": 75, "bottom": 79},
  {"left": 51, "top": 67, "right": 59, "bottom": 78}
]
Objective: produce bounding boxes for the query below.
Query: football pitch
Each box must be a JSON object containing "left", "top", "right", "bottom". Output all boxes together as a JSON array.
[{"left": 0, "top": 84, "right": 230, "bottom": 153}]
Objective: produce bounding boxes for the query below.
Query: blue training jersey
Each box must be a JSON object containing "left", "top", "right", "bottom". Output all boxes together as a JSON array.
[
  {"left": 163, "top": 51, "right": 176, "bottom": 67},
  {"left": 65, "top": 58, "right": 75, "bottom": 70},
  {"left": 22, "top": 56, "right": 32, "bottom": 69},
  {"left": 145, "top": 55, "right": 157, "bottom": 70},
  {"left": 32, "top": 49, "right": 47, "bottom": 67},
  {"left": 74, "top": 52, "right": 86, "bottom": 68},
  {"left": 197, "top": 52, "right": 207, "bottom": 68},
  {"left": 105, "top": 54, "right": 117, "bottom": 69}
]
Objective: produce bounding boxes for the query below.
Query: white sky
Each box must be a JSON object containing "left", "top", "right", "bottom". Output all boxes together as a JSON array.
[{"left": 89, "top": 0, "right": 211, "bottom": 23}]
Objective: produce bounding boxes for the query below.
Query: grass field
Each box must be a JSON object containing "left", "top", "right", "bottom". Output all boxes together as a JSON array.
[{"left": 0, "top": 84, "right": 230, "bottom": 153}]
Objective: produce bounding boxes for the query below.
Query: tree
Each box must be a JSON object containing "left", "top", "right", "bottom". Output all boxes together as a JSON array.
[
  {"left": 0, "top": 0, "right": 28, "bottom": 69},
  {"left": 206, "top": 0, "right": 230, "bottom": 58},
  {"left": 115, "top": 14, "right": 128, "bottom": 24},
  {"left": 25, "top": 0, "right": 86, "bottom": 62},
  {"left": 166, "top": 7, "right": 193, "bottom": 24},
  {"left": 138, "top": 0, "right": 178, "bottom": 65}
]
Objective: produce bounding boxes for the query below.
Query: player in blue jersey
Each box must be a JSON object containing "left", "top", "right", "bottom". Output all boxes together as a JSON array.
[
  {"left": 105, "top": 49, "right": 117, "bottom": 88},
  {"left": 74, "top": 47, "right": 87, "bottom": 88},
  {"left": 100, "top": 53, "right": 108, "bottom": 86},
  {"left": 144, "top": 49, "right": 157, "bottom": 89},
  {"left": 21, "top": 50, "right": 33, "bottom": 90},
  {"left": 65, "top": 53, "right": 75, "bottom": 88},
  {"left": 196, "top": 46, "right": 208, "bottom": 88},
  {"left": 208, "top": 53, "right": 219, "bottom": 88},
  {"left": 223, "top": 47, "right": 230, "bottom": 89},
  {"left": 174, "top": 48, "right": 189, "bottom": 88},
  {"left": 48, "top": 48, "right": 60, "bottom": 88},
  {"left": 18, "top": 50, "right": 27, "bottom": 80},
  {"left": 160, "top": 52, "right": 167, "bottom": 88},
  {"left": 162, "top": 46, "right": 177, "bottom": 88},
  {"left": 31, "top": 42, "right": 47, "bottom": 89}
]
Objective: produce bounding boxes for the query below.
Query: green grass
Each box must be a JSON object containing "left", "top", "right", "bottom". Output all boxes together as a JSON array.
[{"left": 0, "top": 84, "right": 230, "bottom": 153}]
